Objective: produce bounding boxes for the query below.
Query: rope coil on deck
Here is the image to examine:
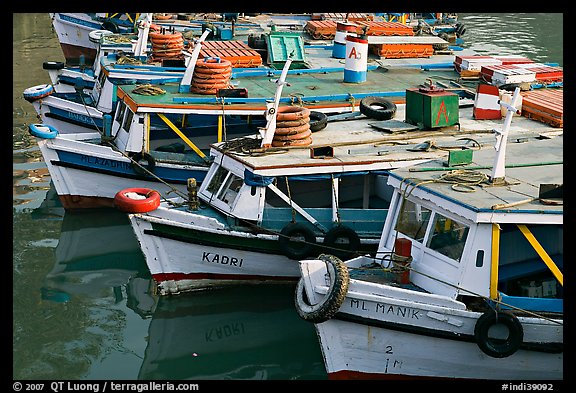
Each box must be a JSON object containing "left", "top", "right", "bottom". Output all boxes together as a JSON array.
[{"left": 132, "top": 84, "right": 166, "bottom": 95}]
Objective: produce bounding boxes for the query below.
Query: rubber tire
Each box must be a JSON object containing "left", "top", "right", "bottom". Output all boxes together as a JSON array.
[
  {"left": 101, "top": 20, "right": 119, "bottom": 34},
  {"left": 294, "top": 254, "right": 350, "bottom": 323},
  {"left": 322, "top": 225, "right": 361, "bottom": 260},
  {"left": 474, "top": 310, "right": 524, "bottom": 358},
  {"left": 359, "top": 96, "right": 397, "bottom": 121},
  {"left": 278, "top": 222, "right": 317, "bottom": 260},
  {"left": 131, "top": 152, "right": 156, "bottom": 176},
  {"left": 499, "top": 83, "right": 521, "bottom": 92},
  {"left": 309, "top": 111, "right": 328, "bottom": 132},
  {"left": 43, "top": 61, "right": 65, "bottom": 70}
]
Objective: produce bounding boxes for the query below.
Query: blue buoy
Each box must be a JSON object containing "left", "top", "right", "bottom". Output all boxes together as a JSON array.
[
  {"left": 332, "top": 22, "right": 357, "bottom": 59},
  {"left": 28, "top": 123, "right": 59, "bottom": 139}
]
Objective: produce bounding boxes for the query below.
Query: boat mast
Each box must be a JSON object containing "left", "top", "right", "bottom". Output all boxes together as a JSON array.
[
  {"left": 260, "top": 55, "right": 293, "bottom": 148},
  {"left": 133, "top": 13, "right": 153, "bottom": 57},
  {"left": 179, "top": 29, "right": 212, "bottom": 93},
  {"left": 490, "top": 87, "right": 522, "bottom": 183}
]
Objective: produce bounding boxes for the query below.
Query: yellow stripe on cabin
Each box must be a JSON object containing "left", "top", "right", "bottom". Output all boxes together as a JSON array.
[
  {"left": 517, "top": 224, "right": 563, "bottom": 286},
  {"left": 490, "top": 223, "right": 500, "bottom": 300},
  {"left": 157, "top": 113, "right": 206, "bottom": 159}
]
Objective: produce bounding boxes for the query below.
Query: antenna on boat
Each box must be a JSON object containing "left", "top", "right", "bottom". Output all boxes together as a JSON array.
[
  {"left": 133, "top": 13, "right": 153, "bottom": 57},
  {"left": 489, "top": 86, "right": 522, "bottom": 184},
  {"left": 260, "top": 54, "right": 293, "bottom": 148},
  {"left": 179, "top": 29, "right": 212, "bottom": 93}
]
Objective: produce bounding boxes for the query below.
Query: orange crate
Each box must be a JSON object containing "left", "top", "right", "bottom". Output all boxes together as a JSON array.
[
  {"left": 371, "top": 43, "right": 434, "bottom": 58},
  {"left": 190, "top": 41, "right": 262, "bottom": 68},
  {"left": 520, "top": 89, "right": 563, "bottom": 127}
]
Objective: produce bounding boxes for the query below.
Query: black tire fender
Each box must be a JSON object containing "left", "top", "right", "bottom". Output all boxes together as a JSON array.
[
  {"left": 278, "top": 222, "right": 317, "bottom": 260},
  {"left": 101, "top": 20, "right": 119, "bottom": 33},
  {"left": 309, "top": 111, "right": 328, "bottom": 132},
  {"left": 359, "top": 96, "right": 397, "bottom": 120},
  {"left": 322, "top": 225, "right": 361, "bottom": 260},
  {"left": 43, "top": 61, "right": 65, "bottom": 70},
  {"left": 294, "top": 254, "right": 350, "bottom": 323},
  {"left": 131, "top": 152, "right": 156, "bottom": 176},
  {"left": 498, "top": 83, "right": 522, "bottom": 92},
  {"left": 474, "top": 310, "right": 523, "bottom": 358}
]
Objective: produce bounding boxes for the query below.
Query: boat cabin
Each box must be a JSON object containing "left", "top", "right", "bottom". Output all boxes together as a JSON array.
[
  {"left": 377, "top": 136, "right": 563, "bottom": 314},
  {"left": 194, "top": 136, "right": 416, "bottom": 257},
  {"left": 107, "top": 84, "right": 265, "bottom": 168}
]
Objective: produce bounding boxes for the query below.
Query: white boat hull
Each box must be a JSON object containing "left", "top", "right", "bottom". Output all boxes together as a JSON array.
[
  {"left": 129, "top": 213, "right": 301, "bottom": 295},
  {"left": 316, "top": 318, "right": 563, "bottom": 380},
  {"left": 37, "top": 137, "right": 206, "bottom": 209},
  {"left": 298, "top": 258, "right": 563, "bottom": 380}
]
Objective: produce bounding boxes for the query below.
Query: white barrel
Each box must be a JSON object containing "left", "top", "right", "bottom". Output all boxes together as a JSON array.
[
  {"left": 332, "top": 22, "right": 357, "bottom": 59},
  {"left": 344, "top": 35, "right": 368, "bottom": 83}
]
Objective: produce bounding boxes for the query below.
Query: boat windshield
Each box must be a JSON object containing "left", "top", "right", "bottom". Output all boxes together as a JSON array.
[{"left": 394, "top": 198, "right": 469, "bottom": 262}]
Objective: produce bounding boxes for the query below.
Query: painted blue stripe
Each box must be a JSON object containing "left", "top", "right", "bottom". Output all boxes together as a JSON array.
[
  {"left": 332, "top": 43, "right": 347, "bottom": 59},
  {"left": 54, "top": 150, "right": 209, "bottom": 183},
  {"left": 47, "top": 106, "right": 103, "bottom": 128},
  {"left": 343, "top": 69, "right": 367, "bottom": 83},
  {"left": 172, "top": 90, "right": 405, "bottom": 104},
  {"left": 58, "top": 75, "right": 96, "bottom": 89},
  {"left": 59, "top": 14, "right": 103, "bottom": 30}
]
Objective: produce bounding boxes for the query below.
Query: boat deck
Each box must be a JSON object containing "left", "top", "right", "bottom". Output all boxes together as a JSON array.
[
  {"left": 118, "top": 65, "right": 476, "bottom": 114},
  {"left": 210, "top": 104, "right": 562, "bottom": 179},
  {"left": 388, "top": 134, "right": 563, "bottom": 218}
]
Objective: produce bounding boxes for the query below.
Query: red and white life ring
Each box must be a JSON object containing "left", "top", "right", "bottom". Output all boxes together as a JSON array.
[
  {"left": 23, "top": 84, "right": 54, "bottom": 102},
  {"left": 114, "top": 188, "right": 161, "bottom": 213}
]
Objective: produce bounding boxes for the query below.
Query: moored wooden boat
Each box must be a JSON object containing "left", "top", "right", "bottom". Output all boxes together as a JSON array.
[
  {"left": 122, "top": 87, "right": 561, "bottom": 295},
  {"left": 295, "top": 95, "right": 563, "bottom": 379}
]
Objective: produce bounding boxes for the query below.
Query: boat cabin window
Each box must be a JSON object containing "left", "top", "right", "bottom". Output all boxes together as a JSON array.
[
  {"left": 394, "top": 198, "right": 469, "bottom": 262},
  {"left": 97, "top": 71, "right": 106, "bottom": 90},
  {"left": 264, "top": 173, "right": 390, "bottom": 209},
  {"left": 205, "top": 166, "right": 229, "bottom": 195},
  {"left": 216, "top": 173, "right": 243, "bottom": 205},
  {"left": 395, "top": 199, "right": 432, "bottom": 243},
  {"left": 122, "top": 108, "right": 134, "bottom": 133},
  {"left": 203, "top": 166, "right": 243, "bottom": 207},
  {"left": 115, "top": 101, "right": 126, "bottom": 124},
  {"left": 426, "top": 213, "right": 469, "bottom": 262},
  {"left": 497, "top": 223, "right": 563, "bottom": 299}
]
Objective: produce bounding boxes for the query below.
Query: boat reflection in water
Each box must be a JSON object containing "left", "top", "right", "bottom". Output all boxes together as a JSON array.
[
  {"left": 138, "top": 284, "right": 327, "bottom": 380},
  {"left": 41, "top": 206, "right": 156, "bottom": 314}
]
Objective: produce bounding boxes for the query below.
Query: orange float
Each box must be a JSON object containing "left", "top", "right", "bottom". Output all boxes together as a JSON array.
[{"left": 114, "top": 188, "right": 161, "bottom": 213}]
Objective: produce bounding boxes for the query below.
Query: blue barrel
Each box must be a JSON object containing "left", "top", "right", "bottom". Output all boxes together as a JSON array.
[
  {"left": 332, "top": 22, "right": 357, "bottom": 59},
  {"left": 344, "top": 35, "right": 369, "bottom": 83}
]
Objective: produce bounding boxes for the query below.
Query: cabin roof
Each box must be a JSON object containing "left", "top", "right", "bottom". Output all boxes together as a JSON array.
[
  {"left": 207, "top": 104, "right": 562, "bottom": 178},
  {"left": 387, "top": 135, "right": 563, "bottom": 220}
]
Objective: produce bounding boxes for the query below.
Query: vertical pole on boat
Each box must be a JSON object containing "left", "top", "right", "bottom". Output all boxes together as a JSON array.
[
  {"left": 260, "top": 56, "right": 293, "bottom": 148},
  {"left": 133, "top": 13, "right": 153, "bottom": 57},
  {"left": 490, "top": 87, "right": 522, "bottom": 183},
  {"left": 179, "top": 29, "right": 212, "bottom": 93}
]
